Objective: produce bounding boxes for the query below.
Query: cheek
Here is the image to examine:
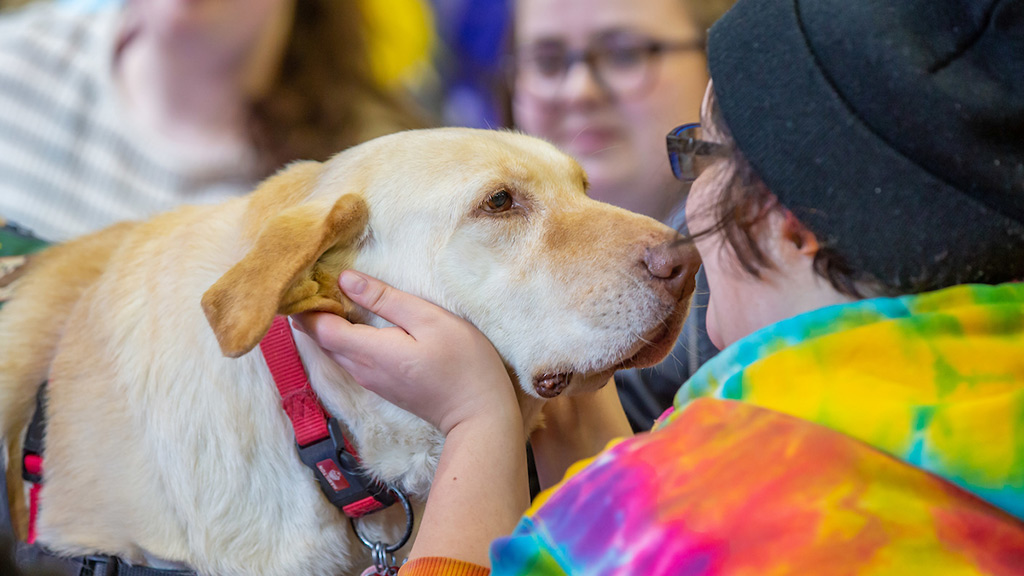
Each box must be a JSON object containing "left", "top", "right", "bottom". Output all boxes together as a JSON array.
[
  {"left": 625, "top": 61, "right": 707, "bottom": 141},
  {"left": 698, "top": 248, "right": 742, "bottom": 351},
  {"left": 688, "top": 177, "right": 741, "bottom": 351},
  {"left": 619, "top": 110, "right": 661, "bottom": 158},
  {"left": 659, "top": 58, "right": 709, "bottom": 117},
  {"left": 513, "top": 97, "right": 555, "bottom": 138},
  {"left": 693, "top": 236, "right": 726, "bottom": 349},
  {"left": 696, "top": 236, "right": 770, "bottom": 349},
  {"left": 704, "top": 292, "right": 725, "bottom": 351},
  {"left": 684, "top": 181, "right": 714, "bottom": 235}
]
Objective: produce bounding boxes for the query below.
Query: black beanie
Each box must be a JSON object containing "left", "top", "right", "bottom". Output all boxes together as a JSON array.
[{"left": 707, "top": 0, "right": 1024, "bottom": 290}]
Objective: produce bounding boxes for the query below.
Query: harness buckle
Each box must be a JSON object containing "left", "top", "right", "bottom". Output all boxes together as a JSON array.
[
  {"left": 295, "top": 417, "right": 396, "bottom": 516},
  {"left": 81, "top": 554, "right": 121, "bottom": 576}
]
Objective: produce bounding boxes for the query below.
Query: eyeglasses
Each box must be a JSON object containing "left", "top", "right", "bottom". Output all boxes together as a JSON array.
[
  {"left": 515, "top": 34, "right": 704, "bottom": 99},
  {"left": 666, "top": 123, "right": 729, "bottom": 182}
]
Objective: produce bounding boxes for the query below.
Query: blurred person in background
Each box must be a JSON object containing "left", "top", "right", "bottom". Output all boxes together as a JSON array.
[
  {"left": 509, "top": 0, "right": 736, "bottom": 429},
  {"left": 0, "top": 0, "right": 430, "bottom": 247}
]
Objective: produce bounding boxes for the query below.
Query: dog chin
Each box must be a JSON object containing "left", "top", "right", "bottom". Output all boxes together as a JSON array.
[
  {"left": 529, "top": 302, "right": 688, "bottom": 399},
  {"left": 527, "top": 370, "right": 611, "bottom": 399},
  {"left": 614, "top": 320, "right": 679, "bottom": 372}
]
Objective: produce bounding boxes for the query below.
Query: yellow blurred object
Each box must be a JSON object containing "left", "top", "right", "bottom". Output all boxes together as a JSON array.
[{"left": 361, "top": 0, "right": 437, "bottom": 90}]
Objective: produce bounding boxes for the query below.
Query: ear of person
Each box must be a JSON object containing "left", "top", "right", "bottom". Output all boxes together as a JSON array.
[
  {"left": 780, "top": 208, "right": 820, "bottom": 256},
  {"left": 748, "top": 206, "right": 821, "bottom": 273}
]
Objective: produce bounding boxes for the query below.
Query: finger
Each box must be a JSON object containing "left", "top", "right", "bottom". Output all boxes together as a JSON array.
[
  {"left": 292, "top": 310, "right": 408, "bottom": 354},
  {"left": 291, "top": 311, "right": 353, "bottom": 350},
  {"left": 339, "top": 270, "right": 448, "bottom": 334},
  {"left": 292, "top": 312, "right": 421, "bottom": 387}
]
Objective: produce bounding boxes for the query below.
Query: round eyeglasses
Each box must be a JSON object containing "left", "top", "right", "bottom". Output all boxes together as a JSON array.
[
  {"left": 666, "top": 123, "right": 729, "bottom": 182},
  {"left": 515, "top": 34, "right": 704, "bottom": 99}
]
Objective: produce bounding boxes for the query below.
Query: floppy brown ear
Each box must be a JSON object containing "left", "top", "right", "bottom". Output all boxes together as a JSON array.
[{"left": 201, "top": 167, "right": 369, "bottom": 358}]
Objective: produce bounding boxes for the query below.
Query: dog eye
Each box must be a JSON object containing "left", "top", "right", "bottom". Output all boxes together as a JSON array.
[{"left": 482, "top": 190, "right": 514, "bottom": 213}]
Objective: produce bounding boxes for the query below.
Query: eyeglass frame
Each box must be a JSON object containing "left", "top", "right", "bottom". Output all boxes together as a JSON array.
[
  {"left": 512, "top": 35, "right": 705, "bottom": 99},
  {"left": 666, "top": 123, "right": 730, "bottom": 182}
]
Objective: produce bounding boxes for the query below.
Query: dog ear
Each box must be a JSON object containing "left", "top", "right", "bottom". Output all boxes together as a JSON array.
[{"left": 202, "top": 165, "right": 369, "bottom": 358}]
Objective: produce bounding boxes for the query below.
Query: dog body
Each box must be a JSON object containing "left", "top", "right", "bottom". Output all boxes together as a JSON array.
[{"left": 1, "top": 128, "right": 697, "bottom": 575}]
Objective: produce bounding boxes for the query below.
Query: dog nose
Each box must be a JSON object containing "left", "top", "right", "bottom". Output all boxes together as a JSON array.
[{"left": 643, "top": 240, "right": 700, "bottom": 301}]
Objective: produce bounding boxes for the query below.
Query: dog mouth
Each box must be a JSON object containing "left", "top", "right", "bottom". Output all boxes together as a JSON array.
[
  {"left": 533, "top": 372, "right": 574, "bottom": 398},
  {"left": 613, "top": 323, "right": 674, "bottom": 371},
  {"left": 531, "top": 322, "right": 678, "bottom": 399}
]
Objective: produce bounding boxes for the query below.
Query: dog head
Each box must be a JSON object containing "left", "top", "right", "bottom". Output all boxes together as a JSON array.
[{"left": 203, "top": 127, "right": 699, "bottom": 399}]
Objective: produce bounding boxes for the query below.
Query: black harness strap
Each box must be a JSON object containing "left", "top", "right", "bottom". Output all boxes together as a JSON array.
[
  {"left": 73, "top": 554, "right": 196, "bottom": 576},
  {"left": 15, "top": 543, "right": 196, "bottom": 576}
]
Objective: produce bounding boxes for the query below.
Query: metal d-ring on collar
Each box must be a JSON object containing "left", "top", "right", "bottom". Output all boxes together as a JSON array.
[{"left": 351, "top": 488, "right": 414, "bottom": 570}]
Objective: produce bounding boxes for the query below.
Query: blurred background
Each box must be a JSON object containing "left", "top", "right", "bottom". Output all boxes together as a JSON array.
[
  {"left": 0, "top": 0, "right": 724, "bottom": 432},
  {"left": 0, "top": 0, "right": 512, "bottom": 126}
]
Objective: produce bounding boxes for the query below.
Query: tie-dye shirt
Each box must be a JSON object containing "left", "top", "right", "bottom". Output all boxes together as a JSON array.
[{"left": 401, "top": 283, "right": 1024, "bottom": 575}]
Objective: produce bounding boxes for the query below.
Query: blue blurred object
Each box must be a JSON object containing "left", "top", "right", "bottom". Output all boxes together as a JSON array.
[{"left": 431, "top": 0, "right": 511, "bottom": 128}]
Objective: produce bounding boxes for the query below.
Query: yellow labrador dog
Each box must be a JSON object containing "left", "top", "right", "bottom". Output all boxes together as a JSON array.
[{"left": 0, "top": 128, "right": 697, "bottom": 575}]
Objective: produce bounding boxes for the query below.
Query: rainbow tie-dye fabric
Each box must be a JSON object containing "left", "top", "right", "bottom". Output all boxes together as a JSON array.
[{"left": 489, "top": 283, "right": 1024, "bottom": 575}]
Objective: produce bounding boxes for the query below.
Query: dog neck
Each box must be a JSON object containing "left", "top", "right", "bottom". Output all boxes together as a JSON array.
[{"left": 290, "top": 326, "right": 445, "bottom": 499}]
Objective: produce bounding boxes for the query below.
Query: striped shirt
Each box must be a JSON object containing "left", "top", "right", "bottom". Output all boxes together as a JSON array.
[{"left": 0, "top": 3, "right": 260, "bottom": 242}]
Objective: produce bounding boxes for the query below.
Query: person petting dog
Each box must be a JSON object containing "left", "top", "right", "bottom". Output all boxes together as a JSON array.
[{"left": 295, "top": 0, "right": 1024, "bottom": 573}]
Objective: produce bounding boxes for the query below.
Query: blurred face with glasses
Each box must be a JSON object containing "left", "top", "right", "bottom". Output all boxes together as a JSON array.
[{"left": 513, "top": 0, "right": 709, "bottom": 222}]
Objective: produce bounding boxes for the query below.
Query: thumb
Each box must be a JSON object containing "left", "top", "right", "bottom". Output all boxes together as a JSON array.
[{"left": 339, "top": 270, "right": 438, "bottom": 332}]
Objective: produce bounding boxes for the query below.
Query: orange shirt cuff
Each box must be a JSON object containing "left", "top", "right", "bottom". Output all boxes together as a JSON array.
[{"left": 397, "top": 556, "right": 490, "bottom": 576}]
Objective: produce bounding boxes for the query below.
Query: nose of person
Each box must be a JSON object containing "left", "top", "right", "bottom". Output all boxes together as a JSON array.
[
  {"left": 559, "top": 59, "right": 610, "bottom": 104},
  {"left": 643, "top": 240, "right": 700, "bottom": 302}
]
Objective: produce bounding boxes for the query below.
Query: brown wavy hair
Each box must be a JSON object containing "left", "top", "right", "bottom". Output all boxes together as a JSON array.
[{"left": 248, "top": 0, "right": 432, "bottom": 175}]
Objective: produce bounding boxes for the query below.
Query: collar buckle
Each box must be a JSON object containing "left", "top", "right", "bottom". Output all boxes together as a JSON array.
[{"left": 295, "top": 417, "right": 396, "bottom": 517}]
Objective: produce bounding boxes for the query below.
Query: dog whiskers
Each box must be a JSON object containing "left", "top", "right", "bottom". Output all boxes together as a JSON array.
[
  {"left": 568, "top": 124, "right": 591, "bottom": 147},
  {"left": 593, "top": 143, "right": 623, "bottom": 154}
]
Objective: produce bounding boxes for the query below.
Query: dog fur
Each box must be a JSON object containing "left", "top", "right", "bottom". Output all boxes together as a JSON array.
[{"left": 0, "top": 128, "right": 697, "bottom": 575}]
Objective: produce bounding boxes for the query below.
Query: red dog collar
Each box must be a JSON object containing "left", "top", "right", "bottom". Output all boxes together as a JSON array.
[{"left": 260, "top": 316, "right": 395, "bottom": 517}]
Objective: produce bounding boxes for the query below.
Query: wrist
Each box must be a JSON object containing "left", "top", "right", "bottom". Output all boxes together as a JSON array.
[
  {"left": 437, "top": 374, "right": 520, "bottom": 437},
  {"left": 445, "top": 398, "right": 522, "bottom": 440},
  {"left": 409, "top": 396, "right": 529, "bottom": 565}
]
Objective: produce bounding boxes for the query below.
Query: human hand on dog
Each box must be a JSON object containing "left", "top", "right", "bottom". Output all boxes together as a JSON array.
[
  {"left": 294, "top": 270, "right": 530, "bottom": 566},
  {"left": 292, "top": 270, "right": 519, "bottom": 436}
]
